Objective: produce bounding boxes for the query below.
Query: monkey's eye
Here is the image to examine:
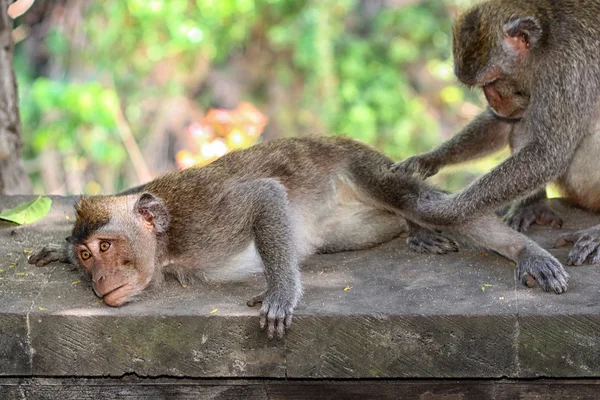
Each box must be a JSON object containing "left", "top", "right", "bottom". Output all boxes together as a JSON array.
[
  {"left": 81, "top": 250, "right": 91, "bottom": 261},
  {"left": 99, "top": 241, "right": 111, "bottom": 252}
]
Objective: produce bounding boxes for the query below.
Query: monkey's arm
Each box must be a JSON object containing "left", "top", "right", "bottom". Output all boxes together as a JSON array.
[
  {"left": 391, "top": 110, "right": 512, "bottom": 178},
  {"left": 504, "top": 189, "right": 563, "bottom": 232},
  {"left": 229, "top": 179, "right": 301, "bottom": 340},
  {"left": 416, "top": 68, "right": 596, "bottom": 226}
]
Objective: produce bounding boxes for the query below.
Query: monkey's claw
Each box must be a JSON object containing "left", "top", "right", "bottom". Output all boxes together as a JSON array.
[
  {"left": 27, "top": 244, "right": 69, "bottom": 267},
  {"left": 505, "top": 202, "right": 563, "bottom": 232},
  {"left": 256, "top": 290, "right": 296, "bottom": 340},
  {"left": 407, "top": 230, "right": 459, "bottom": 255},
  {"left": 517, "top": 251, "right": 569, "bottom": 294},
  {"left": 556, "top": 228, "right": 600, "bottom": 266}
]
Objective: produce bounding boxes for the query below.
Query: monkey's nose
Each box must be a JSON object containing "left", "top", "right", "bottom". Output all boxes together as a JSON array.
[{"left": 93, "top": 275, "right": 105, "bottom": 284}]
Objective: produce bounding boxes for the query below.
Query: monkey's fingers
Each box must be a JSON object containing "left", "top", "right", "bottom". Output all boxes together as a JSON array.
[
  {"left": 265, "top": 307, "right": 284, "bottom": 340},
  {"left": 517, "top": 254, "right": 569, "bottom": 294},
  {"left": 505, "top": 210, "right": 537, "bottom": 232},
  {"left": 27, "top": 247, "right": 61, "bottom": 268},
  {"left": 520, "top": 272, "right": 536, "bottom": 288},
  {"left": 390, "top": 160, "right": 410, "bottom": 173},
  {"left": 588, "top": 248, "right": 600, "bottom": 265},
  {"left": 390, "top": 157, "right": 431, "bottom": 178},
  {"left": 258, "top": 296, "right": 294, "bottom": 340},
  {"left": 535, "top": 213, "right": 563, "bottom": 230}
]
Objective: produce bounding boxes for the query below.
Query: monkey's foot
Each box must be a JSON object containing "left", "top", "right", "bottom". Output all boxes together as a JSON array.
[
  {"left": 505, "top": 202, "right": 563, "bottom": 232},
  {"left": 556, "top": 227, "right": 600, "bottom": 266},
  {"left": 390, "top": 155, "right": 439, "bottom": 179},
  {"left": 517, "top": 249, "right": 569, "bottom": 294},
  {"left": 254, "top": 290, "right": 297, "bottom": 340},
  {"left": 27, "top": 244, "right": 70, "bottom": 267},
  {"left": 407, "top": 230, "right": 459, "bottom": 255}
]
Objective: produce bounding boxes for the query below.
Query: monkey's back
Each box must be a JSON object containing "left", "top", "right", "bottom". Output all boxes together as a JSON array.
[
  {"left": 144, "top": 136, "right": 404, "bottom": 266},
  {"left": 148, "top": 136, "right": 392, "bottom": 203}
]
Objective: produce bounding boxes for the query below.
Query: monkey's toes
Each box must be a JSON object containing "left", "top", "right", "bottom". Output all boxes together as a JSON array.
[
  {"left": 517, "top": 254, "right": 569, "bottom": 294},
  {"left": 505, "top": 205, "right": 563, "bottom": 232},
  {"left": 407, "top": 231, "right": 459, "bottom": 255},
  {"left": 557, "top": 229, "right": 600, "bottom": 266},
  {"left": 566, "top": 236, "right": 600, "bottom": 266}
]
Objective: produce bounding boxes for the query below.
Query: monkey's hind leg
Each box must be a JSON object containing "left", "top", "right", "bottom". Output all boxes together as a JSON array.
[{"left": 232, "top": 179, "right": 302, "bottom": 340}]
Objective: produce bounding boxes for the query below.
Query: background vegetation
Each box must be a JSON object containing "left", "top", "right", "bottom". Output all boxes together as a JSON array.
[{"left": 13, "top": 0, "right": 503, "bottom": 195}]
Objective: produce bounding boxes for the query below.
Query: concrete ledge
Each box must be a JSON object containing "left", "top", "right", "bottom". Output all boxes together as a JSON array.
[{"left": 1, "top": 196, "right": 599, "bottom": 379}]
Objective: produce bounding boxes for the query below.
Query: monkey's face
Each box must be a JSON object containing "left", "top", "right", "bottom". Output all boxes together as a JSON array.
[
  {"left": 70, "top": 192, "right": 170, "bottom": 307},
  {"left": 74, "top": 232, "right": 155, "bottom": 307}
]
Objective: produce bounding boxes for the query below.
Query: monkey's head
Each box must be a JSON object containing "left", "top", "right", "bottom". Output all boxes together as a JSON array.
[
  {"left": 68, "top": 193, "right": 170, "bottom": 307},
  {"left": 452, "top": 1, "right": 542, "bottom": 118}
]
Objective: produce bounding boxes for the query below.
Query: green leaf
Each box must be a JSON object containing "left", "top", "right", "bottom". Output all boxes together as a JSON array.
[{"left": 0, "top": 197, "right": 52, "bottom": 225}]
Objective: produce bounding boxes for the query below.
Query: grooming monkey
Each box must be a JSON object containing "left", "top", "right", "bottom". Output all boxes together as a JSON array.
[
  {"left": 393, "top": 0, "right": 600, "bottom": 266},
  {"left": 29, "top": 137, "right": 568, "bottom": 339}
]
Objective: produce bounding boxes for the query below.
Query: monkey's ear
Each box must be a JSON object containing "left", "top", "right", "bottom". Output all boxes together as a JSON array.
[
  {"left": 134, "top": 193, "right": 170, "bottom": 234},
  {"left": 503, "top": 17, "right": 542, "bottom": 53}
]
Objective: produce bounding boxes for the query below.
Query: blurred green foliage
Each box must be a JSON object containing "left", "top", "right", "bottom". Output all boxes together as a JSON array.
[{"left": 15, "top": 0, "right": 491, "bottom": 194}]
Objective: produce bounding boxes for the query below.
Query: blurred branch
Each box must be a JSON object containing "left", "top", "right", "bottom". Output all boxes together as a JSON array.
[{"left": 112, "top": 94, "right": 153, "bottom": 185}]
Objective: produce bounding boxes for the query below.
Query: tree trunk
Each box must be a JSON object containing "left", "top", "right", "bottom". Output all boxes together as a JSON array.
[{"left": 0, "top": 0, "right": 31, "bottom": 194}]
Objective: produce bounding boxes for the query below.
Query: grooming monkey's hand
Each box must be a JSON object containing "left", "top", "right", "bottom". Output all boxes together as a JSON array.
[
  {"left": 517, "top": 248, "right": 569, "bottom": 294},
  {"left": 556, "top": 227, "right": 600, "bottom": 266},
  {"left": 247, "top": 288, "right": 298, "bottom": 340},
  {"left": 27, "top": 244, "right": 70, "bottom": 267},
  {"left": 391, "top": 154, "right": 440, "bottom": 179},
  {"left": 505, "top": 202, "right": 563, "bottom": 232}
]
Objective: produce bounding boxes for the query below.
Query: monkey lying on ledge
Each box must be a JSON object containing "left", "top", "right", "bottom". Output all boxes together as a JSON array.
[{"left": 29, "top": 137, "right": 568, "bottom": 339}]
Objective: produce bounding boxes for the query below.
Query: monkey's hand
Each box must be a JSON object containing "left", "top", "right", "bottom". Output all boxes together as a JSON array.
[
  {"left": 556, "top": 226, "right": 600, "bottom": 266},
  {"left": 391, "top": 154, "right": 440, "bottom": 179},
  {"left": 407, "top": 227, "right": 459, "bottom": 255},
  {"left": 247, "top": 288, "right": 299, "bottom": 340},
  {"left": 27, "top": 243, "right": 71, "bottom": 267},
  {"left": 517, "top": 247, "right": 569, "bottom": 294},
  {"left": 505, "top": 202, "right": 563, "bottom": 232}
]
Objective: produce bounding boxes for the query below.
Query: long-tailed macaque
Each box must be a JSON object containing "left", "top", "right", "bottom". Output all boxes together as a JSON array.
[{"left": 392, "top": 0, "right": 600, "bottom": 267}]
